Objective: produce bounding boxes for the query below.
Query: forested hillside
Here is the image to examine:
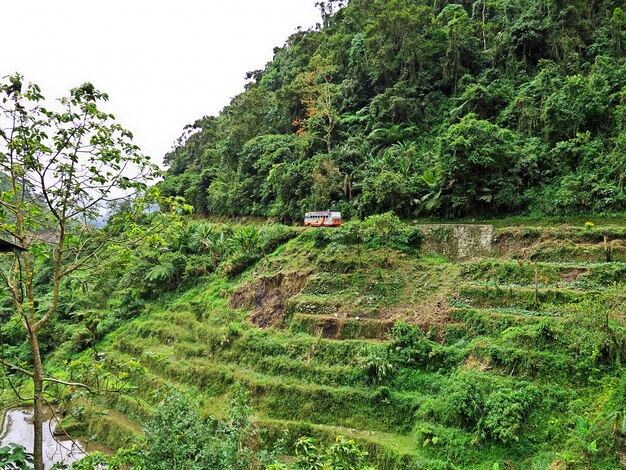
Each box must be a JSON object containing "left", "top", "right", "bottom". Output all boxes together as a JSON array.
[{"left": 161, "top": 0, "right": 626, "bottom": 221}]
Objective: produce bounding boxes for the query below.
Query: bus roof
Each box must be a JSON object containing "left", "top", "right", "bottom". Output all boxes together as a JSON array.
[{"left": 305, "top": 211, "right": 331, "bottom": 216}]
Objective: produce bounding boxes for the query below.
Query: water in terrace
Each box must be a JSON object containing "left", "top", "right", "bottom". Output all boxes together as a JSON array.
[{"left": 1, "top": 408, "right": 87, "bottom": 468}]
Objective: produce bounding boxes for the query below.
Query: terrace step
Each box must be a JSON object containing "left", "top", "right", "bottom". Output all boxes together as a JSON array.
[
  {"left": 456, "top": 284, "right": 599, "bottom": 309},
  {"left": 461, "top": 260, "right": 626, "bottom": 289},
  {"left": 119, "top": 348, "right": 418, "bottom": 433},
  {"left": 288, "top": 313, "right": 393, "bottom": 340}
]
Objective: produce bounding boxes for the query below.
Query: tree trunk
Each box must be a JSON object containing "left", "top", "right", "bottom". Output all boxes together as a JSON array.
[
  {"left": 482, "top": 0, "right": 487, "bottom": 50},
  {"left": 29, "top": 329, "right": 45, "bottom": 470}
]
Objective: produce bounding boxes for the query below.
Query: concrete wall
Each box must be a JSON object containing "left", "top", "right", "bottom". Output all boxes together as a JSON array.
[{"left": 419, "top": 224, "right": 495, "bottom": 260}]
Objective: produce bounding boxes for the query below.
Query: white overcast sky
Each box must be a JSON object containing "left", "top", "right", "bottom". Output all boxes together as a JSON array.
[{"left": 2, "top": 0, "right": 321, "bottom": 167}]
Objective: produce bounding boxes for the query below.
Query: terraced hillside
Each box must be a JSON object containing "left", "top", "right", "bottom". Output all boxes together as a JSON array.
[{"left": 79, "top": 222, "right": 626, "bottom": 468}]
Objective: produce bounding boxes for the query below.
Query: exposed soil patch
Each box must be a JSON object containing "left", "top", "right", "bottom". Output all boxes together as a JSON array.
[
  {"left": 463, "top": 355, "right": 492, "bottom": 372},
  {"left": 230, "top": 271, "right": 309, "bottom": 328},
  {"left": 560, "top": 267, "right": 588, "bottom": 283},
  {"left": 318, "top": 317, "right": 340, "bottom": 339},
  {"left": 377, "top": 302, "right": 452, "bottom": 327}
]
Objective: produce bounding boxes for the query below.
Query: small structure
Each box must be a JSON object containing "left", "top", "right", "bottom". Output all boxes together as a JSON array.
[
  {"left": 0, "top": 238, "right": 26, "bottom": 254},
  {"left": 304, "top": 211, "right": 342, "bottom": 227},
  {"left": 419, "top": 224, "right": 495, "bottom": 260}
]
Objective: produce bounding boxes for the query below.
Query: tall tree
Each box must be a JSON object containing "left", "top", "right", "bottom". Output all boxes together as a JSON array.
[
  {"left": 0, "top": 74, "right": 159, "bottom": 470},
  {"left": 293, "top": 56, "right": 340, "bottom": 152}
]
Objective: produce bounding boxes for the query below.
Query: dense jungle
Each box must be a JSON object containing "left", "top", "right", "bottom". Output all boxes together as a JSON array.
[{"left": 161, "top": 0, "right": 626, "bottom": 221}]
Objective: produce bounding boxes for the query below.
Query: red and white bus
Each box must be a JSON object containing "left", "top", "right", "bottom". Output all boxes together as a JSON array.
[{"left": 304, "top": 211, "right": 342, "bottom": 227}]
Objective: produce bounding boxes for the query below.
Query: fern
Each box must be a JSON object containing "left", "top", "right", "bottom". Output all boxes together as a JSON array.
[{"left": 145, "top": 262, "right": 176, "bottom": 283}]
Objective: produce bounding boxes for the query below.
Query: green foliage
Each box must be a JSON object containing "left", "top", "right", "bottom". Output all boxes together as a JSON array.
[
  {"left": 569, "top": 416, "right": 600, "bottom": 463},
  {"left": 20, "top": 216, "right": 626, "bottom": 469},
  {"left": 158, "top": 0, "right": 626, "bottom": 220},
  {"left": 72, "top": 447, "right": 143, "bottom": 470},
  {"left": 438, "top": 114, "right": 526, "bottom": 216},
  {"left": 358, "top": 348, "right": 394, "bottom": 385},
  {"left": 139, "top": 389, "right": 214, "bottom": 469},
  {"left": 311, "top": 212, "right": 422, "bottom": 254},
  {"left": 287, "top": 435, "right": 375, "bottom": 470},
  {"left": 6, "top": 56, "right": 626, "bottom": 469},
  {"left": 0, "top": 74, "right": 161, "bottom": 470},
  {"left": 437, "top": 372, "right": 540, "bottom": 445},
  {"left": 115, "top": 220, "right": 294, "bottom": 298},
  {"left": 136, "top": 386, "right": 282, "bottom": 470},
  {"left": 0, "top": 444, "right": 33, "bottom": 470},
  {"left": 389, "top": 321, "right": 431, "bottom": 367}
]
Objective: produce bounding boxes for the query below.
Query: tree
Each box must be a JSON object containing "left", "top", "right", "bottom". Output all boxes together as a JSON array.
[
  {"left": 293, "top": 56, "right": 340, "bottom": 152},
  {"left": 438, "top": 114, "right": 524, "bottom": 216},
  {"left": 438, "top": 4, "right": 475, "bottom": 91},
  {"left": 0, "top": 74, "right": 159, "bottom": 470}
]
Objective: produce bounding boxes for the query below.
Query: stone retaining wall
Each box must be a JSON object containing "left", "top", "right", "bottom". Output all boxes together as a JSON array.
[{"left": 419, "top": 224, "right": 495, "bottom": 260}]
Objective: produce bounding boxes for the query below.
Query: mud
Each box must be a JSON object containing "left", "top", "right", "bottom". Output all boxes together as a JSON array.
[
  {"left": 230, "top": 271, "right": 309, "bottom": 328},
  {"left": 560, "top": 267, "right": 588, "bottom": 282}
]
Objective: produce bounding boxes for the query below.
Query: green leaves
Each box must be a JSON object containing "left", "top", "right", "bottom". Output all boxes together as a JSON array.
[
  {"left": 0, "top": 444, "right": 34, "bottom": 469},
  {"left": 359, "top": 347, "right": 394, "bottom": 385},
  {"left": 569, "top": 415, "right": 601, "bottom": 463},
  {"left": 311, "top": 212, "right": 423, "bottom": 254},
  {"left": 390, "top": 320, "right": 431, "bottom": 367},
  {"left": 158, "top": 0, "right": 626, "bottom": 221},
  {"left": 438, "top": 371, "right": 540, "bottom": 445},
  {"left": 437, "top": 114, "right": 525, "bottom": 216},
  {"left": 293, "top": 435, "right": 374, "bottom": 470},
  {"left": 232, "top": 226, "right": 260, "bottom": 255},
  {"left": 0, "top": 74, "right": 162, "bottom": 469},
  {"left": 138, "top": 386, "right": 281, "bottom": 470},
  {"left": 0, "top": 74, "right": 159, "bottom": 232}
]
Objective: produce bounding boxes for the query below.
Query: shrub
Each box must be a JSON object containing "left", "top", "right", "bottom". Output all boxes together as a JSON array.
[
  {"left": 482, "top": 386, "right": 538, "bottom": 444},
  {"left": 140, "top": 386, "right": 282, "bottom": 470},
  {"left": 279, "top": 435, "right": 375, "bottom": 470},
  {"left": 312, "top": 212, "right": 423, "bottom": 254},
  {"left": 437, "top": 372, "right": 539, "bottom": 444},
  {"left": 359, "top": 348, "right": 395, "bottom": 385},
  {"left": 360, "top": 212, "right": 423, "bottom": 251},
  {"left": 390, "top": 321, "right": 432, "bottom": 366}
]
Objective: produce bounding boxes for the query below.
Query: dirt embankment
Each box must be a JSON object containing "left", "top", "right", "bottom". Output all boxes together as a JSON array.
[{"left": 230, "top": 271, "right": 309, "bottom": 328}]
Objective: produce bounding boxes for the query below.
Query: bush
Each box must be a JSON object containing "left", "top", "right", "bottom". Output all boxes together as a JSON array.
[
  {"left": 390, "top": 321, "right": 432, "bottom": 366},
  {"left": 435, "top": 372, "right": 539, "bottom": 444},
  {"left": 361, "top": 212, "right": 423, "bottom": 251},
  {"left": 359, "top": 348, "right": 395, "bottom": 385},
  {"left": 312, "top": 212, "right": 423, "bottom": 254},
  {"left": 276, "top": 435, "right": 375, "bottom": 470},
  {"left": 140, "top": 386, "right": 282, "bottom": 470},
  {"left": 482, "top": 386, "right": 538, "bottom": 444}
]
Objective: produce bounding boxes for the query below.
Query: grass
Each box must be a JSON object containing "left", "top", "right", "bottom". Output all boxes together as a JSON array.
[
  {"left": 451, "top": 213, "right": 626, "bottom": 228},
  {"left": 45, "top": 220, "right": 626, "bottom": 469}
]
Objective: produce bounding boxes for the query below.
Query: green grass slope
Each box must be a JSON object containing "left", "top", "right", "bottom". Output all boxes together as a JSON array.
[{"left": 74, "top": 222, "right": 626, "bottom": 469}]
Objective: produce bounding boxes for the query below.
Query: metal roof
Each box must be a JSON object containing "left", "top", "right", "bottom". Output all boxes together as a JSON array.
[{"left": 0, "top": 238, "right": 25, "bottom": 252}]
